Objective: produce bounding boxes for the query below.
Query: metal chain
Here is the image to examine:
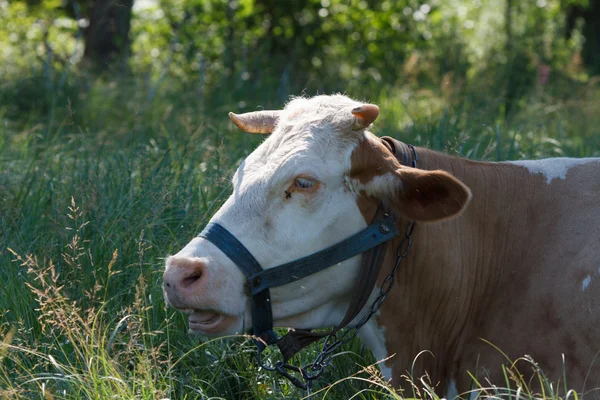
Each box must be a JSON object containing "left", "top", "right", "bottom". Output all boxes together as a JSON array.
[{"left": 261, "top": 220, "right": 415, "bottom": 397}]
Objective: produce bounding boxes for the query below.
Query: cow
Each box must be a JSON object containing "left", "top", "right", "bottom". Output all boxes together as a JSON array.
[{"left": 163, "top": 94, "right": 600, "bottom": 398}]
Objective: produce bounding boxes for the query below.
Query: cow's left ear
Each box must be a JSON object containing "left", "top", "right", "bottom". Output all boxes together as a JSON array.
[
  {"left": 359, "top": 168, "right": 471, "bottom": 222},
  {"left": 349, "top": 136, "right": 471, "bottom": 221},
  {"left": 391, "top": 168, "right": 472, "bottom": 221}
]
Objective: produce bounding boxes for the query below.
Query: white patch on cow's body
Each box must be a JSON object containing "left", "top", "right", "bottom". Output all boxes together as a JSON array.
[
  {"left": 358, "top": 308, "right": 393, "bottom": 381},
  {"left": 582, "top": 275, "right": 592, "bottom": 292},
  {"left": 445, "top": 379, "right": 458, "bottom": 400},
  {"left": 506, "top": 158, "right": 599, "bottom": 184}
]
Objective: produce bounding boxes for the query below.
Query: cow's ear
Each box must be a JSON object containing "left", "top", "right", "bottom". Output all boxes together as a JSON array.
[
  {"left": 394, "top": 168, "right": 471, "bottom": 221},
  {"left": 360, "top": 168, "right": 471, "bottom": 222},
  {"left": 349, "top": 136, "right": 471, "bottom": 221}
]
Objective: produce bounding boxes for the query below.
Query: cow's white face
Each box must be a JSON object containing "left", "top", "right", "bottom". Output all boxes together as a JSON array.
[
  {"left": 163, "top": 95, "right": 372, "bottom": 336},
  {"left": 163, "top": 94, "right": 471, "bottom": 337}
]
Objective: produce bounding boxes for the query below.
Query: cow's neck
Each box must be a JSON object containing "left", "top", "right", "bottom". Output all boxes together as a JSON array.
[{"left": 364, "top": 145, "right": 533, "bottom": 393}]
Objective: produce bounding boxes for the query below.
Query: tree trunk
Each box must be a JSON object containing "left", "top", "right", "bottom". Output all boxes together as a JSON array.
[
  {"left": 83, "top": 0, "right": 134, "bottom": 72},
  {"left": 565, "top": 0, "right": 600, "bottom": 72},
  {"left": 581, "top": 0, "right": 600, "bottom": 71},
  {"left": 504, "top": 0, "right": 515, "bottom": 118},
  {"left": 505, "top": 0, "right": 513, "bottom": 54},
  {"left": 224, "top": 0, "right": 235, "bottom": 78}
]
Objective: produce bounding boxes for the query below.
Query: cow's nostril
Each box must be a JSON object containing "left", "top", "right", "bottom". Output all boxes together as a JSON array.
[
  {"left": 164, "top": 256, "right": 207, "bottom": 292},
  {"left": 181, "top": 273, "right": 203, "bottom": 288}
]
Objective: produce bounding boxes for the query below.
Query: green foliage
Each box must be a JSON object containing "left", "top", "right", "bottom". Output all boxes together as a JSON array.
[
  {"left": 1, "top": 0, "right": 595, "bottom": 108},
  {"left": 125, "top": 0, "right": 590, "bottom": 97},
  {"left": 0, "top": 1, "right": 79, "bottom": 75}
]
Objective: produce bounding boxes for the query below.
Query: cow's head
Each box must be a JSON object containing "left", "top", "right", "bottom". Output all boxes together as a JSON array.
[{"left": 163, "top": 94, "right": 471, "bottom": 337}]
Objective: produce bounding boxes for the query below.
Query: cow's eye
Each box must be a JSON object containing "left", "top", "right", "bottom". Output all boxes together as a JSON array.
[
  {"left": 286, "top": 176, "right": 320, "bottom": 198},
  {"left": 295, "top": 177, "right": 316, "bottom": 189}
]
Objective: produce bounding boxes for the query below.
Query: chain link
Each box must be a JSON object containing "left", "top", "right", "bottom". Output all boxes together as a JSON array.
[{"left": 258, "top": 220, "right": 415, "bottom": 397}]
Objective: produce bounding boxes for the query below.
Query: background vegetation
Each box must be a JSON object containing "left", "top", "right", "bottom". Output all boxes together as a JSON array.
[{"left": 1, "top": 0, "right": 599, "bottom": 398}]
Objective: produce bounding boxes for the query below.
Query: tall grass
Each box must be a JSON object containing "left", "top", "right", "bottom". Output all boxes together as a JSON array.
[{"left": 1, "top": 71, "right": 598, "bottom": 399}]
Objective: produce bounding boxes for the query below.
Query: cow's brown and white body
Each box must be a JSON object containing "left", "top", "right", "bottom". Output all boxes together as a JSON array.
[
  {"left": 366, "top": 146, "right": 600, "bottom": 397},
  {"left": 163, "top": 95, "right": 600, "bottom": 398}
]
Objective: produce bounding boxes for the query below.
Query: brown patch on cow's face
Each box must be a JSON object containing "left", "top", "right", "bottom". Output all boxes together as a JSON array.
[
  {"left": 349, "top": 136, "right": 398, "bottom": 223},
  {"left": 349, "top": 135, "right": 399, "bottom": 185},
  {"left": 349, "top": 136, "right": 394, "bottom": 222}
]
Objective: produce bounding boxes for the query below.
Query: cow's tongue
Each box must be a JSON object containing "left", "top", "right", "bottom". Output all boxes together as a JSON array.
[{"left": 190, "top": 311, "right": 220, "bottom": 325}]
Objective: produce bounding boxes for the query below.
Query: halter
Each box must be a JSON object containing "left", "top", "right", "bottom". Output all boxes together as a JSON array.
[{"left": 197, "top": 137, "right": 417, "bottom": 391}]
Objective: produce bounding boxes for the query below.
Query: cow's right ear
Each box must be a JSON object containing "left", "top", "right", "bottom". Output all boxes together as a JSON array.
[{"left": 355, "top": 167, "right": 471, "bottom": 222}]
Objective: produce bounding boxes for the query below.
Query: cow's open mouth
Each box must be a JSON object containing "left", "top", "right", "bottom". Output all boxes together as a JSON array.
[{"left": 188, "top": 310, "right": 234, "bottom": 335}]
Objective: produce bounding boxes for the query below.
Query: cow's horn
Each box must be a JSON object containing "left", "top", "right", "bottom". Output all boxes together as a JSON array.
[
  {"left": 351, "top": 104, "right": 380, "bottom": 129},
  {"left": 228, "top": 110, "right": 281, "bottom": 134}
]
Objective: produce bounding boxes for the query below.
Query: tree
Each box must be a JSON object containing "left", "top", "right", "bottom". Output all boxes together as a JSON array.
[
  {"left": 565, "top": 0, "right": 600, "bottom": 72},
  {"left": 82, "top": 0, "right": 134, "bottom": 72}
]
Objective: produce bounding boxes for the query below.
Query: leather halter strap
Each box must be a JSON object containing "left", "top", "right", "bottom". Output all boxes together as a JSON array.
[
  {"left": 381, "top": 136, "right": 418, "bottom": 168},
  {"left": 198, "top": 211, "right": 399, "bottom": 352}
]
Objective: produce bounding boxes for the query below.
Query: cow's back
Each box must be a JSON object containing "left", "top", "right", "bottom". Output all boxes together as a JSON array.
[{"left": 470, "top": 158, "right": 600, "bottom": 396}]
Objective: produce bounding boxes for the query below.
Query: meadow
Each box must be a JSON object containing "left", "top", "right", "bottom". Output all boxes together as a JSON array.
[{"left": 1, "top": 65, "right": 599, "bottom": 400}]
